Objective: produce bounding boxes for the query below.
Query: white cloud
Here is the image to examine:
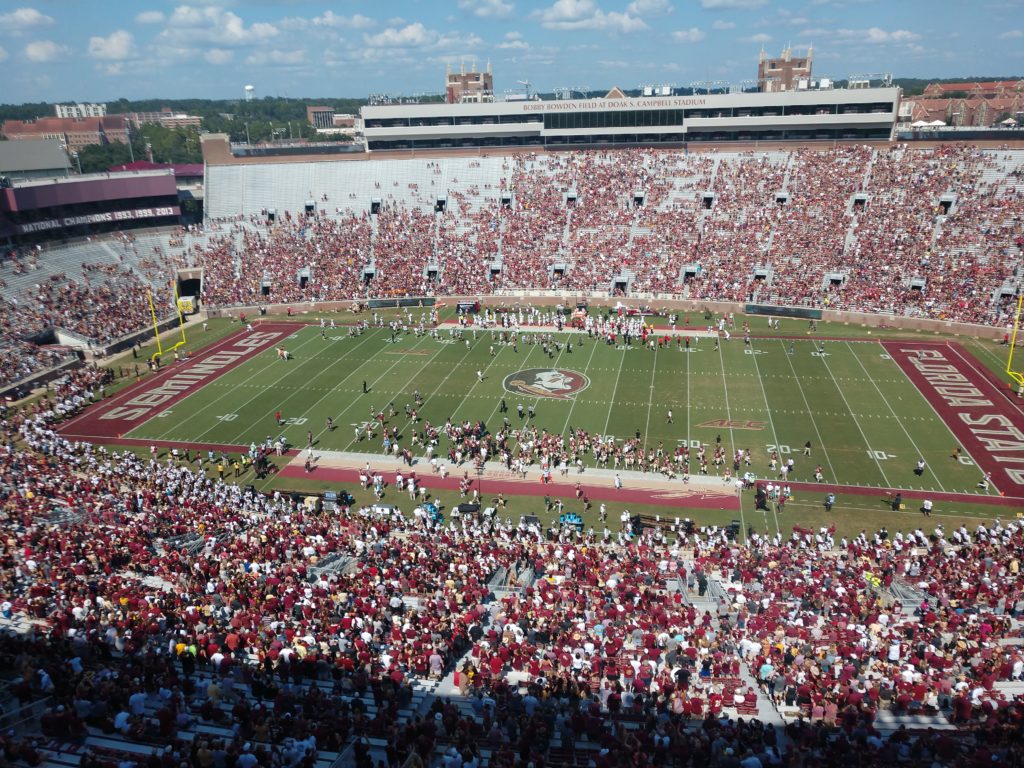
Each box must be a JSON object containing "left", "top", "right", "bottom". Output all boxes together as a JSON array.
[
  {"left": 0, "top": 7, "right": 54, "bottom": 32},
  {"left": 712, "top": 19, "right": 736, "bottom": 29},
  {"left": 88, "top": 30, "right": 136, "bottom": 61},
  {"left": 245, "top": 48, "right": 306, "bottom": 66},
  {"left": 24, "top": 40, "right": 70, "bottom": 62},
  {"left": 313, "top": 11, "right": 376, "bottom": 29},
  {"left": 999, "top": 29, "right": 1024, "bottom": 38},
  {"left": 699, "top": 0, "right": 767, "bottom": 8},
  {"left": 204, "top": 48, "right": 233, "bottom": 64},
  {"left": 135, "top": 10, "right": 165, "bottom": 24},
  {"left": 673, "top": 27, "right": 706, "bottom": 42},
  {"left": 498, "top": 32, "right": 530, "bottom": 49},
  {"left": 837, "top": 27, "right": 920, "bottom": 43},
  {"left": 458, "top": 0, "right": 514, "bottom": 18},
  {"left": 627, "top": 0, "right": 672, "bottom": 14},
  {"left": 536, "top": 0, "right": 647, "bottom": 32},
  {"left": 364, "top": 22, "right": 436, "bottom": 48},
  {"left": 740, "top": 32, "right": 772, "bottom": 43},
  {"left": 161, "top": 5, "right": 279, "bottom": 46}
]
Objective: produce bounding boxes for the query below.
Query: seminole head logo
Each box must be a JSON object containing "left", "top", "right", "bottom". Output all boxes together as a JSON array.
[{"left": 503, "top": 369, "right": 589, "bottom": 399}]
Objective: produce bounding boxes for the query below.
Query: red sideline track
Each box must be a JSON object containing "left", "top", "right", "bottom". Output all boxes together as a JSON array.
[
  {"left": 882, "top": 340, "right": 1024, "bottom": 500},
  {"left": 277, "top": 464, "right": 741, "bottom": 512},
  {"left": 59, "top": 323, "right": 297, "bottom": 441}
]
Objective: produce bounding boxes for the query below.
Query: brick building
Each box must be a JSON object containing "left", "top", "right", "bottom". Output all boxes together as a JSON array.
[
  {"left": 130, "top": 109, "right": 202, "bottom": 130},
  {"left": 2, "top": 115, "right": 130, "bottom": 152},
  {"left": 904, "top": 81, "right": 1024, "bottom": 127},
  {"left": 922, "top": 80, "right": 1024, "bottom": 99},
  {"left": 446, "top": 61, "right": 494, "bottom": 104},
  {"left": 306, "top": 106, "right": 335, "bottom": 130},
  {"left": 757, "top": 46, "right": 813, "bottom": 93}
]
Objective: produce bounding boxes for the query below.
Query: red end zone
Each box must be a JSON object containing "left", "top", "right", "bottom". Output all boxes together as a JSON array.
[
  {"left": 883, "top": 341, "right": 1024, "bottom": 499},
  {"left": 59, "top": 323, "right": 297, "bottom": 441}
]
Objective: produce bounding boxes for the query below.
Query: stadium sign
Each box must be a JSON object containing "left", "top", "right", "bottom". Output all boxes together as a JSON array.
[
  {"left": 503, "top": 369, "right": 589, "bottom": 400},
  {"left": 17, "top": 206, "right": 180, "bottom": 234},
  {"left": 521, "top": 97, "right": 707, "bottom": 112}
]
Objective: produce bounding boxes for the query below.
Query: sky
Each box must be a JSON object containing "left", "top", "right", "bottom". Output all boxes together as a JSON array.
[{"left": 0, "top": 0, "right": 1022, "bottom": 104}]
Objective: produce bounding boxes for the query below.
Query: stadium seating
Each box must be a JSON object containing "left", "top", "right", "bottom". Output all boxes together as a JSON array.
[
  {"left": 2, "top": 145, "right": 1021, "bottom": 376},
  {"left": 187, "top": 146, "right": 1024, "bottom": 326},
  {"left": 0, "top": 376, "right": 1022, "bottom": 767}
]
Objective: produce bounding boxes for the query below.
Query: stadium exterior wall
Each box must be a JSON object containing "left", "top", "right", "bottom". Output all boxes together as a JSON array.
[{"left": 204, "top": 295, "right": 1004, "bottom": 340}]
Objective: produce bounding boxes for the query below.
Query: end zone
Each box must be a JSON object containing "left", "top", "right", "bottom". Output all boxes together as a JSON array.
[
  {"left": 59, "top": 323, "right": 297, "bottom": 441},
  {"left": 883, "top": 341, "right": 1024, "bottom": 499}
]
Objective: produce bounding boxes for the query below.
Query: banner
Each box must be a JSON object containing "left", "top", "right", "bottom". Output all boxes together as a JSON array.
[
  {"left": 17, "top": 206, "right": 180, "bottom": 234},
  {"left": 177, "top": 295, "right": 195, "bottom": 314}
]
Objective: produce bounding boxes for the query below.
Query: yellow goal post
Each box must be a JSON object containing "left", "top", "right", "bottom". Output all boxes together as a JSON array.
[
  {"left": 147, "top": 285, "right": 189, "bottom": 362},
  {"left": 1008, "top": 294, "right": 1024, "bottom": 387}
]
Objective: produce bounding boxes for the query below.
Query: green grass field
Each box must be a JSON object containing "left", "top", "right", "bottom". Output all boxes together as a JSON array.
[{"left": 124, "top": 319, "right": 997, "bottom": 498}]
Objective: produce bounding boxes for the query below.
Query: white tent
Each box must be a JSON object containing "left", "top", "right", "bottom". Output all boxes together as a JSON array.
[
  {"left": 1001, "top": 117, "right": 1018, "bottom": 126},
  {"left": 929, "top": 120, "right": 947, "bottom": 127},
  {"left": 911, "top": 120, "right": 930, "bottom": 127}
]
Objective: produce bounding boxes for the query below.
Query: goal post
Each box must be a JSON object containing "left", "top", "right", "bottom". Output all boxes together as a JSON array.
[
  {"left": 147, "top": 286, "right": 189, "bottom": 362},
  {"left": 1008, "top": 294, "right": 1024, "bottom": 387}
]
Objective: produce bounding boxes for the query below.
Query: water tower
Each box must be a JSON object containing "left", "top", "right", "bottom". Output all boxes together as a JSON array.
[{"left": 244, "top": 84, "right": 255, "bottom": 101}]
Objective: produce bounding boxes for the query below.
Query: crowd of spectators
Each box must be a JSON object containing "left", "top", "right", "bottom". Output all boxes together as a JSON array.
[
  {"left": 179, "top": 146, "right": 1022, "bottom": 329},
  {"left": 2, "top": 145, "right": 1023, "bottom": 392},
  {"left": 0, "top": 362, "right": 1022, "bottom": 766}
]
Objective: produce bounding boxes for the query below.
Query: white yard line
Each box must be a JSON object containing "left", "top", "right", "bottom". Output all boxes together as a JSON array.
[
  {"left": 337, "top": 331, "right": 484, "bottom": 453},
  {"left": 685, "top": 343, "right": 691, "bottom": 449},
  {"left": 153, "top": 326, "right": 324, "bottom": 442},
  {"left": 221, "top": 326, "right": 400, "bottom": 445},
  {"left": 716, "top": 339, "right": 746, "bottom": 541},
  {"left": 478, "top": 332, "right": 546, "bottom": 436},
  {"left": 602, "top": 348, "right": 627, "bottom": 438},
  {"left": 885, "top": 342, "right": 997, "bottom": 496},
  {"left": 845, "top": 341, "right": 947, "bottom": 493},
  {"left": 298, "top": 330, "right": 441, "bottom": 448},
  {"left": 780, "top": 341, "right": 838, "bottom": 482},
  {"left": 558, "top": 333, "right": 602, "bottom": 437},
  {"left": 817, "top": 343, "right": 891, "bottom": 487},
  {"left": 746, "top": 342, "right": 781, "bottom": 536},
  {"left": 642, "top": 347, "right": 659, "bottom": 454}
]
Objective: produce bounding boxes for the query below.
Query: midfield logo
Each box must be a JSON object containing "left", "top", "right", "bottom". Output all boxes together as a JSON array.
[
  {"left": 697, "top": 419, "right": 767, "bottom": 430},
  {"left": 503, "top": 369, "right": 590, "bottom": 399}
]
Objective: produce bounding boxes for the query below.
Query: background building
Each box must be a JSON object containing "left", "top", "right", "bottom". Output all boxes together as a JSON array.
[
  {"left": 55, "top": 103, "right": 107, "bottom": 119},
  {"left": 0, "top": 139, "right": 69, "bottom": 181},
  {"left": 2, "top": 116, "right": 130, "bottom": 151},
  {"left": 922, "top": 80, "right": 1024, "bottom": 99},
  {"left": 446, "top": 61, "right": 494, "bottom": 104},
  {"left": 307, "top": 106, "right": 335, "bottom": 129},
  {"left": 130, "top": 109, "right": 202, "bottom": 130},
  {"left": 758, "top": 46, "right": 813, "bottom": 93}
]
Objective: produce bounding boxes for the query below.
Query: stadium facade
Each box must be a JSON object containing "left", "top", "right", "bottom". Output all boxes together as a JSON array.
[
  {"left": 362, "top": 86, "right": 900, "bottom": 150},
  {"left": 0, "top": 170, "right": 180, "bottom": 241}
]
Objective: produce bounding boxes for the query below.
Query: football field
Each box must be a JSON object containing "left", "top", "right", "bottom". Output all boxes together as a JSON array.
[{"left": 64, "top": 318, "right": 1022, "bottom": 501}]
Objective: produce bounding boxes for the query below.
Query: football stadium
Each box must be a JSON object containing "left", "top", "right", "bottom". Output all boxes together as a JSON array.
[{"left": 2, "top": 37, "right": 1024, "bottom": 768}]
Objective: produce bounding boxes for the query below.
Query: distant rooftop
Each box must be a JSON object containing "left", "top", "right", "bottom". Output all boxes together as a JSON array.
[{"left": 0, "top": 139, "right": 68, "bottom": 174}]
